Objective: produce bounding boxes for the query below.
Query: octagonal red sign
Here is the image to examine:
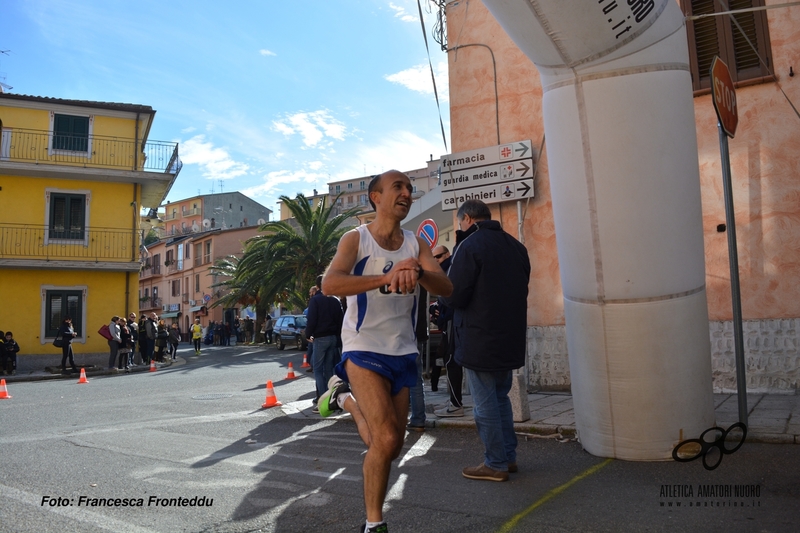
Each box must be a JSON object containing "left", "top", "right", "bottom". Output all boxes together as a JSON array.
[{"left": 710, "top": 56, "right": 738, "bottom": 138}]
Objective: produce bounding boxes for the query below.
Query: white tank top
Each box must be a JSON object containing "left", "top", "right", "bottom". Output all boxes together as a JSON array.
[{"left": 341, "top": 225, "right": 420, "bottom": 356}]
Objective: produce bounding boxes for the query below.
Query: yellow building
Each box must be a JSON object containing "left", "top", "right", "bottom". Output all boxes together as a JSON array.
[{"left": 0, "top": 92, "right": 180, "bottom": 371}]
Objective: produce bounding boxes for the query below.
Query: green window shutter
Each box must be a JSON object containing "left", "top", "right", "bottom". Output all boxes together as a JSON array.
[
  {"left": 49, "top": 193, "right": 86, "bottom": 239},
  {"left": 52, "top": 114, "right": 89, "bottom": 152},
  {"left": 47, "top": 290, "right": 83, "bottom": 337}
]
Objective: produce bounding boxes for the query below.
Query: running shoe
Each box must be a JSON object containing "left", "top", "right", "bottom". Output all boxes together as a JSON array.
[{"left": 319, "top": 375, "right": 350, "bottom": 417}]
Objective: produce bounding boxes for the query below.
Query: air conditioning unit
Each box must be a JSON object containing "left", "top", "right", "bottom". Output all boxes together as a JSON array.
[
  {"left": 162, "top": 305, "right": 168, "bottom": 311},
  {"left": 189, "top": 299, "right": 196, "bottom": 306}
]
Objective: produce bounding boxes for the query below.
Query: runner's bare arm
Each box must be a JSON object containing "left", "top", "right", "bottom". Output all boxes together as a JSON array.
[{"left": 322, "top": 230, "right": 392, "bottom": 297}]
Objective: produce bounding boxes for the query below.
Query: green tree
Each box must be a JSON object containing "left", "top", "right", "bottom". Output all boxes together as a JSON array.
[{"left": 210, "top": 193, "right": 361, "bottom": 317}]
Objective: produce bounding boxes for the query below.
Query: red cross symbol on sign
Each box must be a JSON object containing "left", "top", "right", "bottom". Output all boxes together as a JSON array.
[{"left": 500, "top": 146, "right": 511, "bottom": 159}]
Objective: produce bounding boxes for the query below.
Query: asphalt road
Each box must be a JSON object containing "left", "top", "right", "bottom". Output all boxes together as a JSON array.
[{"left": 1, "top": 344, "right": 798, "bottom": 533}]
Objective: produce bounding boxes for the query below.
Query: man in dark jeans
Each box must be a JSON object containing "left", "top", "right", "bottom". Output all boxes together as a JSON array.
[
  {"left": 444, "top": 199, "right": 530, "bottom": 482},
  {"left": 305, "top": 275, "right": 343, "bottom": 412}
]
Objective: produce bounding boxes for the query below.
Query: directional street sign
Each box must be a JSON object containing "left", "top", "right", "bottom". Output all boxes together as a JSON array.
[
  {"left": 441, "top": 178, "right": 534, "bottom": 211},
  {"left": 441, "top": 159, "right": 533, "bottom": 192},
  {"left": 440, "top": 140, "right": 532, "bottom": 173}
]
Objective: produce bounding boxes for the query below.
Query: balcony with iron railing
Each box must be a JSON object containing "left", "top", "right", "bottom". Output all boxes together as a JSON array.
[
  {"left": 139, "top": 262, "right": 162, "bottom": 278},
  {"left": 182, "top": 207, "right": 201, "bottom": 216},
  {"left": 0, "top": 224, "right": 137, "bottom": 262},
  {"left": 139, "top": 296, "right": 162, "bottom": 311},
  {"left": 0, "top": 128, "right": 181, "bottom": 174}
]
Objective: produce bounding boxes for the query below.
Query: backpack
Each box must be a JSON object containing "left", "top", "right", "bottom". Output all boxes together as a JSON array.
[{"left": 98, "top": 324, "right": 113, "bottom": 340}]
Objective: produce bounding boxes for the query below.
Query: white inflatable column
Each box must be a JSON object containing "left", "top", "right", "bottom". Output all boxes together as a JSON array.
[{"left": 481, "top": 0, "right": 714, "bottom": 459}]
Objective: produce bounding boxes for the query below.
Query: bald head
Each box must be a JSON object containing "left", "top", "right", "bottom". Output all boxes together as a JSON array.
[{"left": 432, "top": 245, "right": 450, "bottom": 264}]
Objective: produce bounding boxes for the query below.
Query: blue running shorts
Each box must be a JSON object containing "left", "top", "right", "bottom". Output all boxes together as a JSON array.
[{"left": 335, "top": 351, "right": 418, "bottom": 396}]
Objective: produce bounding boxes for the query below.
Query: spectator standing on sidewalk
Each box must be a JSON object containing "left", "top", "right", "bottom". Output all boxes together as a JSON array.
[
  {"left": 263, "top": 315, "right": 274, "bottom": 345},
  {"left": 127, "top": 313, "right": 139, "bottom": 367},
  {"left": 318, "top": 170, "right": 452, "bottom": 533},
  {"left": 168, "top": 323, "right": 181, "bottom": 360},
  {"left": 443, "top": 199, "right": 530, "bottom": 482},
  {"left": 144, "top": 313, "right": 158, "bottom": 363},
  {"left": 305, "top": 275, "right": 344, "bottom": 412},
  {"left": 407, "top": 285, "right": 429, "bottom": 432},
  {"left": 1, "top": 331, "right": 20, "bottom": 376},
  {"left": 430, "top": 245, "right": 464, "bottom": 416},
  {"left": 57, "top": 317, "right": 79, "bottom": 374},
  {"left": 119, "top": 321, "right": 132, "bottom": 372},
  {"left": 107, "top": 316, "right": 122, "bottom": 371}
]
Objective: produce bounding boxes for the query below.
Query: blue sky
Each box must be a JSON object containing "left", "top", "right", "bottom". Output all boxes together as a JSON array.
[{"left": 1, "top": 0, "right": 450, "bottom": 216}]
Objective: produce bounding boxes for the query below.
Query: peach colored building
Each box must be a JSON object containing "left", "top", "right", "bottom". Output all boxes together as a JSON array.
[
  {"left": 138, "top": 225, "right": 262, "bottom": 335},
  {"left": 440, "top": 0, "right": 800, "bottom": 392}
]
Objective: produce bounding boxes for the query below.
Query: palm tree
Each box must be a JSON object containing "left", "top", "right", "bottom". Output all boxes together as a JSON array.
[{"left": 210, "top": 193, "right": 361, "bottom": 316}]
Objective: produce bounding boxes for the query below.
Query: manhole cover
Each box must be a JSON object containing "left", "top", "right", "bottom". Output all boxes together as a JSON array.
[{"left": 192, "top": 393, "right": 233, "bottom": 400}]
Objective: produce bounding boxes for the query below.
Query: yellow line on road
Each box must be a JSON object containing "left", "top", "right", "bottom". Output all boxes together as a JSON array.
[{"left": 497, "top": 458, "right": 614, "bottom": 533}]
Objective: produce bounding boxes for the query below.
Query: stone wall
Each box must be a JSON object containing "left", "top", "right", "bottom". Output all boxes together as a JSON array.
[{"left": 527, "top": 321, "right": 800, "bottom": 394}]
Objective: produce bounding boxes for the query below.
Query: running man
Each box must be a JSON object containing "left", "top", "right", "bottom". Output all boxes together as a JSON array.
[{"left": 320, "top": 170, "right": 453, "bottom": 533}]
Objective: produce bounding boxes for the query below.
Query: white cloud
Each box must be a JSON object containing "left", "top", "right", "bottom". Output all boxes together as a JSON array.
[
  {"left": 388, "top": 2, "right": 417, "bottom": 22},
  {"left": 272, "top": 110, "right": 347, "bottom": 148},
  {"left": 240, "top": 169, "right": 324, "bottom": 198},
  {"left": 181, "top": 126, "right": 197, "bottom": 134},
  {"left": 259, "top": 49, "right": 276, "bottom": 56},
  {"left": 341, "top": 130, "right": 446, "bottom": 178},
  {"left": 180, "top": 134, "right": 250, "bottom": 180},
  {"left": 385, "top": 61, "right": 449, "bottom": 102}
]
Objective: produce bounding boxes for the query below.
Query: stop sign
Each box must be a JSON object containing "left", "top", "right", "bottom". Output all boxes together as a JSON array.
[{"left": 710, "top": 56, "right": 738, "bottom": 138}]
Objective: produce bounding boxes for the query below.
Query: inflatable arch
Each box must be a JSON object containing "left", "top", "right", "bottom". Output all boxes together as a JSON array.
[{"left": 481, "top": 0, "right": 715, "bottom": 460}]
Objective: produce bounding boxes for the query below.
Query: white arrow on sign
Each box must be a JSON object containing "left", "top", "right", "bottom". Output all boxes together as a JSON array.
[
  {"left": 441, "top": 159, "right": 533, "bottom": 192},
  {"left": 440, "top": 140, "right": 533, "bottom": 173},
  {"left": 441, "top": 178, "right": 534, "bottom": 211}
]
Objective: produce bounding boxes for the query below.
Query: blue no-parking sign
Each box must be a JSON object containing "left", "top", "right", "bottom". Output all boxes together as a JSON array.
[{"left": 417, "top": 219, "right": 438, "bottom": 249}]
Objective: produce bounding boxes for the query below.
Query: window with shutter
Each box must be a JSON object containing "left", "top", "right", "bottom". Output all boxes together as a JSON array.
[
  {"left": 46, "top": 289, "right": 83, "bottom": 338},
  {"left": 682, "top": 0, "right": 772, "bottom": 92},
  {"left": 52, "top": 114, "right": 90, "bottom": 152},
  {"left": 49, "top": 193, "right": 86, "bottom": 240}
]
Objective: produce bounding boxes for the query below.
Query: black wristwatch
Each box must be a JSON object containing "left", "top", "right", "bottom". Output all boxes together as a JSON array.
[{"left": 417, "top": 266, "right": 424, "bottom": 279}]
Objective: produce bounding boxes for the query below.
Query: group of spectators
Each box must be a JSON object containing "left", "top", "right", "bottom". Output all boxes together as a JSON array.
[
  {"left": 0, "top": 330, "right": 20, "bottom": 376},
  {"left": 105, "top": 312, "right": 181, "bottom": 372}
]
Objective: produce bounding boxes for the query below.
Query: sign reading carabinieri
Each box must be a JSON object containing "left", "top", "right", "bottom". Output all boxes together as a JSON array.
[{"left": 440, "top": 140, "right": 535, "bottom": 211}]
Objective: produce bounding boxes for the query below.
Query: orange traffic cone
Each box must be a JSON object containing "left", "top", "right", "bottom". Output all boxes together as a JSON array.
[
  {"left": 262, "top": 380, "right": 281, "bottom": 408},
  {"left": 149, "top": 359, "right": 157, "bottom": 372},
  {"left": 76, "top": 368, "right": 89, "bottom": 384},
  {"left": 0, "top": 379, "right": 11, "bottom": 399},
  {"left": 300, "top": 353, "right": 311, "bottom": 368},
  {"left": 285, "top": 362, "right": 297, "bottom": 379}
]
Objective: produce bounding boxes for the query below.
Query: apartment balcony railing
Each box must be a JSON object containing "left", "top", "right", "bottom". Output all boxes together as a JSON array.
[
  {"left": 164, "top": 212, "right": 180, "bottom": 220},
  {"left": 0, "top": 128, "right": 181, "bottom": 174},
  {"left": 182, "top": 207, "right": 201, "bottom": 216},
  {"left": 139, "top": 297, "right": 162, "bottom": 311},
  {"left": 0, "top": 224, "right": 136, "bottom": 261},
  {"left": 139, "top": 263, "right": 162, "bottom": 278}
]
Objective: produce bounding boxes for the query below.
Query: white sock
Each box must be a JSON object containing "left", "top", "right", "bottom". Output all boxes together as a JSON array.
[
  {"left": 337, "top": 392, "right": 353, "bottom": 410},
  {"left": 365, "top": 521, "right": 384, "bottom": 531}
]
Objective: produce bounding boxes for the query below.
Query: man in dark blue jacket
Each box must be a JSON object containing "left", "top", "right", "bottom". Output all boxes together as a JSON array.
[
  {"left": 443, "top": 199, "right": 530, "bottom": 482},
  {"left": 305, "top": 275, "right": 344, "bottom": 411}
]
